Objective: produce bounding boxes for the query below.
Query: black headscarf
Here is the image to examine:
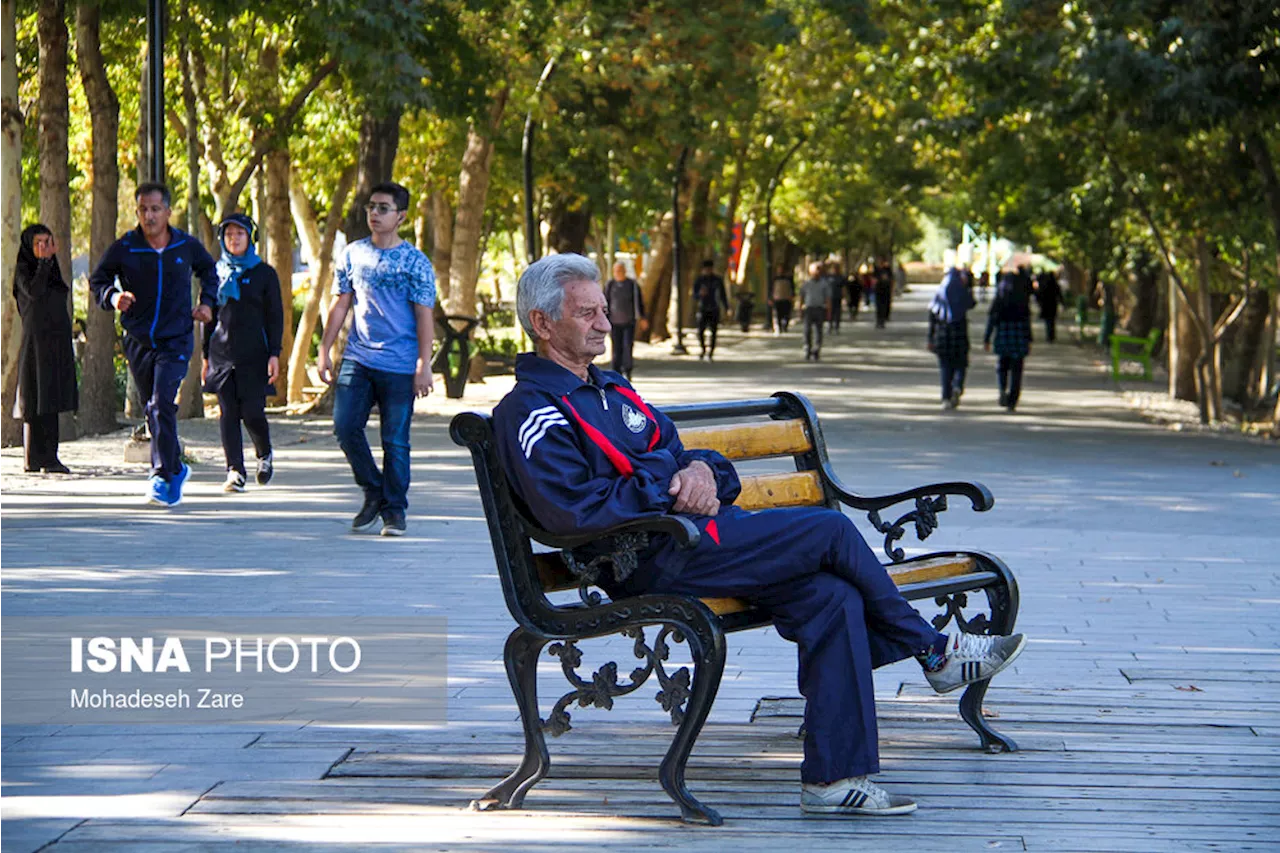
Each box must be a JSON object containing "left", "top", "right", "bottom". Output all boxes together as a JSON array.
[{"left": 15, "top": 224, "right": 66, "bottom": 292}]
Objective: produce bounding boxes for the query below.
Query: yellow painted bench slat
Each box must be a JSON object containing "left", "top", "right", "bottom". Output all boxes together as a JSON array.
[
  {"left": 678, "top": 419, "right": 812, "bottom": 461},
  {"left": 735, "top": 470, "right": 825, "bottom": 510}
]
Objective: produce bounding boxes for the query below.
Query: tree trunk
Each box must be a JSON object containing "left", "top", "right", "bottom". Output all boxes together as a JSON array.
[
  {"left": 343, "top": 106, "right": 403, "bottom": 242},
  {"left": 176, "top": 36, "right": 205, "bottom": 421},
  {"left": 1, "top": 0, "right": 23, "bottom": 446},
  {"left": 430, "top": 189, "right": 453, "bottom": 303},
  {"left": 640, "top": 212, "right": 674, "bottom": 341},
  {"left": 75, "top": 3, "right": 120, "bottom": 436},
  {"left": 673, "top": 169, "right": 710, "bottom": 334},
  {"left": 1126, "top": 251, "right": 1160, "bottom": 338},
  {"left": 1194, "top": 235, "right": 1221, "bottom": 423},
  {"left": 1220, "top": 286, "right": 1268, "bottom": 407},
  {"left": 37, "top": 0, "right": 75, "bottom": 441},
  {"left": 448, "top": 88, "right": 509, "bottom": 317},
  {"left": 546, "top": 196, "right": 591, "bottom": 254},
  {"left": 265, "top": 145, "right": 293, "bottom": 403},
  {"left": 1168, "top": 266, "right": 1200, "bottom": 403},
  {"left": 287, "top": 165, "right": 354, "bottom": 404}
]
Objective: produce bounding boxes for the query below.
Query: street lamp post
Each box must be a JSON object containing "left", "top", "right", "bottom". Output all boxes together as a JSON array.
[
  {"left": 147, "top": 0, "right": 165, "bottom": 183},
  {"left": 670, "top": 146, "right": 689, "bottom": 355}
]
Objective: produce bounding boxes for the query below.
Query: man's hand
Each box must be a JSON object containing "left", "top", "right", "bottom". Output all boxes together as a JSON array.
[
  {"left": 414, "top": 362, "right": 434, "bottom": 398},
  {"left": 317, "top": 349, "right": 334, "bottom": 385},
  {"left": 112, "top": 291, "right": 136, "bottom": 312},
  {"left": 34, "top": 238, "right": 57, "bottom": 259},
  {"left": 192, "top": 304, "right": 213, "bottom": 324},
  {"left": 267, "top": 355, "right": 280, "bottom": 386},
  {"left": 983, "top": 341, "right": 992, "bottom": 353},
  {"left": 201, "top": 361, "right": 208, "bottom": 384},
  {"left": 668, "top": 459, "right": 720, "bottom": 516}
]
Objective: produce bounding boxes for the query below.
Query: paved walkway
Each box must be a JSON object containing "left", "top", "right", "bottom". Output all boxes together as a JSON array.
[{"left": 3, "top": 288, "right": 1278, "bottom": 851}]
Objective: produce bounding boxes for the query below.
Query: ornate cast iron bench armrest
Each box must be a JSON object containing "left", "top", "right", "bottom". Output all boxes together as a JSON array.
[
  {"left": 519, "top": 513, "right": 701, "bottom": 552},
  {"left": 823, "top": 468, "right": 995, "bottom": 562}
]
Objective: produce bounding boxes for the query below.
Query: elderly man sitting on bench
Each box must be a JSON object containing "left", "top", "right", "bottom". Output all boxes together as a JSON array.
[{"left": 492, "top": 253, "right": 1027, "bottom": 816}]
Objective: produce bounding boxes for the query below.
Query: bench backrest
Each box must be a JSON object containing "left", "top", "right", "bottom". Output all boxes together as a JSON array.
[{"left": 450, "top": 392, "right": 832, "bottom": 636}]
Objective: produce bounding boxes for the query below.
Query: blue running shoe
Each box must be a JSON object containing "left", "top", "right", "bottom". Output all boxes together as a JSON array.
[
  {"left": 164, "top": 462, "right": 191, "bottom": 507},
  {"left": 147, "top": 475, "right": 168, "bottom": 506}
]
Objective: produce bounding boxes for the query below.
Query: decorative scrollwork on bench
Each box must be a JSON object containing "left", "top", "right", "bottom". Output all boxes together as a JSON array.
[
  {"left": 930, "top": 591, "right": 991, "bottom": 636},
  {"left": 562, "top": 533, "right": 650, "bottom": 606},
  {"left": 866, "top": 495, "right": 948, "bottom": 562},
  {"left": 543, "top": 625, "right": 693, "bottom": 737}
]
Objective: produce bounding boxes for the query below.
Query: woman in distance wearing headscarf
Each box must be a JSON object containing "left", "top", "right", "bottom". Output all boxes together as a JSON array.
[
  {"left": 13, "top": 224, "right": 78, "bottom": 473},
  {"left": 202, "top": 213, "right": 283, "bottom": 492},
  {"left": 927, "top": 261, "right": 977, "bottom": 411}
]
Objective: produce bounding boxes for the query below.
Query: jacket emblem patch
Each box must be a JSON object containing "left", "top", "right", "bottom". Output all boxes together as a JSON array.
[{"left": 621, "top": 403, "right": 647, "bottom": 434}]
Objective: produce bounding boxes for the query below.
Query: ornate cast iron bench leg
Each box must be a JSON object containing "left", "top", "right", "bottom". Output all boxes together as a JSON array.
[
  {"left": 472, "top": 628, "right": 550, "bottom": 812},
  {"left": 956, "top": 559, "right": 1020, "bottom": 753},
  {"left": 658, "top": 620, "right": 728, "bottom": 826}
]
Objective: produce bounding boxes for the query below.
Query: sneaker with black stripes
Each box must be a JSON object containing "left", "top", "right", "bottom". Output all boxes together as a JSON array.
[
  {"left": 800, "top": 775, "right": 917, "bottom": 816},
  {"left": 925, "top": 631, "right": 1026, "bottom": 694}
]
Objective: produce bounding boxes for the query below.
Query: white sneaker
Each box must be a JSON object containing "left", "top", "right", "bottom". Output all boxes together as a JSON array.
[
  {"left": 801, "top": 775, "right": 917, "bottom": 816},
  {"left": 925, "top": 632, "right": 1026, "bottom": 694},
  {"left": 223, "top": 470, "right": 246, "bottom": 493}
]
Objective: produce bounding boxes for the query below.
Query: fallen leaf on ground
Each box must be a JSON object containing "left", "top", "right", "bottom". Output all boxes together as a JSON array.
[{"left": 1174, "top": 684, "right": 1203, "bottom": 692}]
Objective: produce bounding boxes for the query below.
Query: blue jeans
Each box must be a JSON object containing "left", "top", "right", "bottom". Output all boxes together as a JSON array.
[{"left": 333, "top": 359, "right": 415, "bottom": 512}]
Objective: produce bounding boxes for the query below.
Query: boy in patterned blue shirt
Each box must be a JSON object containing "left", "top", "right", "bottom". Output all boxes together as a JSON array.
[{"left": 318, "top": 182, "right": 436, "bottom": 536}]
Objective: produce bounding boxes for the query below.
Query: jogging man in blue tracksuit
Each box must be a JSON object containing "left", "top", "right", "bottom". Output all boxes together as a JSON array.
[
  {"left": 89, "top": 182, "right": 219, "bottom": 507},
  {"left": 493, "top": 254, "right": 1026, "bottom": 817}
]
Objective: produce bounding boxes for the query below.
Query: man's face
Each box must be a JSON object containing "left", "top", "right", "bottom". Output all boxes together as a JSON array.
[
  {"left": 137, "top": 192, "right": 171, "bottom": 238},
  {"left": 612, "top": 262, "right": 627, "bottom": 281},
  {"left": 223, "top": 223, "right": 249, "bottom": 255},
  {"left": 534, "top": 279, "right": 610, "bottom": 365},
  {"left": 365, "top": 192, "right": 405, "bottom": 237}
]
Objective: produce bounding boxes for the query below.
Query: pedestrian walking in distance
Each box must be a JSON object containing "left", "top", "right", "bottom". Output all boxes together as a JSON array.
[
  {"left": 604, "top": 262, "right": 645, "bottom": 380},
  {"left": 928, "top": 264, "right": 977, "bottom": 411},
  {"left": 770, "top": 264, "right": 795, "bottom": 334},
  {"left": 799, "top": 262, "right": 831, "bottom": 361},
  {"left": 984, "top": 272, "right": 1034, "bottom": 411},
  {"left": 201, "top": 214, "right": 283, "bottom": 493},
  {"left": 692, "top": 260, "right": 729, "bottom": 360},
  {"left": 13, "top": 224, "right": 78, "bottom": 474}
]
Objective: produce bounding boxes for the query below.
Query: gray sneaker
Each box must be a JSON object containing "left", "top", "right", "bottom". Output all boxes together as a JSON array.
[
  {"left": 380, "top": 509, "right": 406, "bottom": 537},
  {"left": 801, "top": 775, "right": 917, "bottom": 816},
  {"left": 925, "top": 631, "right": 1026, "bottom": 694},
  {"left": 255, "top": 450, "right": 274, "bottom": 486}
]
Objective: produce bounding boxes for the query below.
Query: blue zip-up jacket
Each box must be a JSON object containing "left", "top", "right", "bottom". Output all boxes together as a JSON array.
[
  {"left": 493, "top": 353, "right": 741, "bottom": 542},
  {"left": 89, "top": 226, "right": 218, "bottom": 347}
]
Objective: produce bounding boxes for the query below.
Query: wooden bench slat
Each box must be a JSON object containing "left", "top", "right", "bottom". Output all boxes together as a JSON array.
[
  {"left": 886, "top": 554, "right": 978, "bottom": 585},
  {"left": 735, "top": 470, "right": 825, "bottom": 510},
  {"left": 539, "top": 550, "right": 978, "bottom": 618},
  {"left": 678, "top": 419, "right": 812, "bottom": 461}
]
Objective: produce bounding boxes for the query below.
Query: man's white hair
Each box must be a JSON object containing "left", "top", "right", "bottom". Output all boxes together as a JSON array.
[{"left": 516, "top": 253, "right": 601, "bottom": 339}]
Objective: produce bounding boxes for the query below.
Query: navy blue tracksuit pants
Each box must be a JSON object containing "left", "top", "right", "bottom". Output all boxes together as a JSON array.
[
  {"left": 640, "top": 505, "right": 941, "bottom": 784},
  {"left": 122, "top": 334, "right": 191, "bottom": 480}
]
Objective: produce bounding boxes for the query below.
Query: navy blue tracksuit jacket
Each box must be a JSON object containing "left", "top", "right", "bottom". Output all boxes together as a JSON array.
[
  {"left": 88, "top": 226, "right": 218, "bottom": 350},
  {"left": 493, "top": 352, "right": 941, "bottom": 785}
]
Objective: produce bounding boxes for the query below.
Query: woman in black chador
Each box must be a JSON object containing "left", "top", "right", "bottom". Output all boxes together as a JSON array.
[
  {"left": 202, "top": 213, "right": 283, "bottom": 492},
  {"left": 13, "top": 224, "right": 78, "bottom": 473}
]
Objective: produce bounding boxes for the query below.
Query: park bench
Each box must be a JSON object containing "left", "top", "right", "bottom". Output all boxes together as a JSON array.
[
  {"left": 450, "top": 391, "right": 1021, "bottom": 826},
  {"left": 1110, "top": 328, "right": 1162, "bottom": 381}
]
